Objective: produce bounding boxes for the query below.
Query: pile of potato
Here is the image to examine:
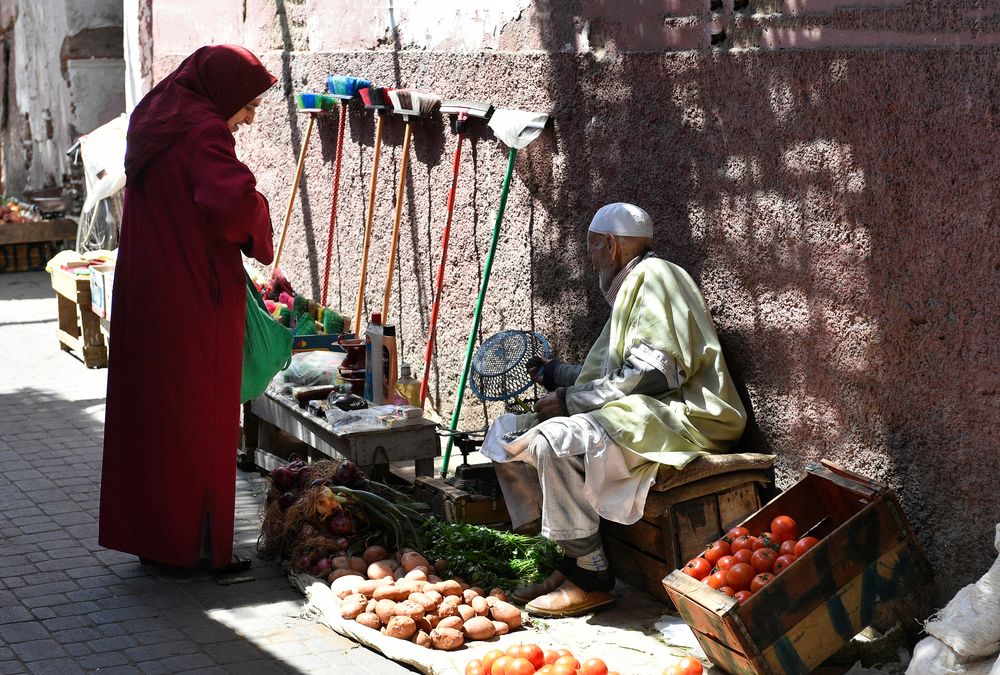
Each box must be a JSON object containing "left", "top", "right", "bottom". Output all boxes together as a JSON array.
[{"left": 328, "top": 546, "right": 523, "bottom": 651}]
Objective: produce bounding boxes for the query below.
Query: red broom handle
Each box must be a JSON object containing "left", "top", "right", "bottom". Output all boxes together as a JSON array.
[
  {"left": 419, "top": 127, "right": 464, "bottom": 406},
  {"left": 321, "top": 102, "right": 348, "bottom": 306}
]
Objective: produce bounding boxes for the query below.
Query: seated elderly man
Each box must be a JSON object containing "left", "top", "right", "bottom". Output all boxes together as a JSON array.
[{"left": 482, "top": 202, "right": 747, "bottom": 618}]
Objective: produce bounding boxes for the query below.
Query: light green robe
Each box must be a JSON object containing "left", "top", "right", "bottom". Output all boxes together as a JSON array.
[{"left": 572, "top": 257, "right": 747, "bottom": 469}]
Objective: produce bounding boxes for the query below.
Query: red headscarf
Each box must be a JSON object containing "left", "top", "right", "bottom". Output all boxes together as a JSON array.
[{"left": 125, "top": 44, "right": 277, "bottom": 182}]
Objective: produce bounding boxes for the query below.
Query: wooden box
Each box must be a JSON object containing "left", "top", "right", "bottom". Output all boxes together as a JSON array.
[
  {"left": 662, "top": 460, "right": 933, "bottom": 675},
  {"left": 50, "top": 266, "right": 108, "bottom": 368},
  {"left": 412, "top": 476, "right": 511, "bottom": 527},
  {"left": 603, "top": 454, "right": 775, "bottom": 601}
]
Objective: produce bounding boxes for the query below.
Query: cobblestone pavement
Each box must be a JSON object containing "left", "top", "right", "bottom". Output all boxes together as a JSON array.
[{"left": 0, "top": 271, "right": 412, "bottom": 674}]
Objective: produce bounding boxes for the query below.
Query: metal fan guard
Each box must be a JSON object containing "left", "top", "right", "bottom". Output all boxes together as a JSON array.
[{"left": 470, "top": 330, "right": 551, "bottom": 402}]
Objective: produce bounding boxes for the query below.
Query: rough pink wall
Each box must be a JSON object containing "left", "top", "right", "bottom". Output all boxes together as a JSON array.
[{"left": 146, "top": 1, "right": 1000, "bottom": 598}]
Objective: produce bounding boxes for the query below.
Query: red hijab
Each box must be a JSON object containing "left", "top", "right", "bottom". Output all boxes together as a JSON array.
[{"left": 125, "top": 45, "right": 276, "bottom": 182}]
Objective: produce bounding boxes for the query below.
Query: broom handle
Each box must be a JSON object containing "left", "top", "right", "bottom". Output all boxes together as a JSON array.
[
  {"left": 353, "top": 114, "right": 384, "bottom": 335},
  {"left": 274, "top": 112, "right": 315, "bottom": 272},
  {"left": 419, "top": 127, "right": 464, "bottom": 407},
  {"left": 442, "top": 147, "right": 517, "bottom": 477},
  {"left": 381, "top": 122, "right": 413, "bottom": 321},
  {"left": 321, "top": 102, "right": 348, "bottom": 306}
]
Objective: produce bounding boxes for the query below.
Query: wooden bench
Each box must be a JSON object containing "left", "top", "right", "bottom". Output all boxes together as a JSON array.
[
  {"left": 602, "top": 452, "right": 776, "bottom": 601},
  {"left": 49, "top": 266, "right": 108, "bottom": 368}
]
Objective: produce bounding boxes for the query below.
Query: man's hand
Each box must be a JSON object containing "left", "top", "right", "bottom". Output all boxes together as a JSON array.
[
  {"left": 526, "top": 355, "right": 552, "bottom": 386},
  {"left": 533, "top": 390, "right": 566, "bottom": 421}
]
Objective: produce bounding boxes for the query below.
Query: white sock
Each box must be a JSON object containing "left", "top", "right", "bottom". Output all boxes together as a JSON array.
[{"left": 576, "top": 547, "right": 609, "bottom": 572}]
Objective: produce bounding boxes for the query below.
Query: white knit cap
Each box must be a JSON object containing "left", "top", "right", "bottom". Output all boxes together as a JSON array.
[{"left": 587, "top": 203, "right": 654, "bottom": 238}]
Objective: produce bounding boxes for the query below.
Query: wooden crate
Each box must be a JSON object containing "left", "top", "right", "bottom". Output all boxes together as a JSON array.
[
  {"left": 662, "top": 460, "right": 934, "bottom": 675},
  {"left": 0, "top": 219, "right": 77, "bottom": 272},
  {"left": 603, "top": 462, "right": 775, "bottom": 602},
  {"left": 413, "top": 476, "right": 511, "bottom": 526},
  {"left": 50, "top": 266, "right": 108, "bottom": 368}
]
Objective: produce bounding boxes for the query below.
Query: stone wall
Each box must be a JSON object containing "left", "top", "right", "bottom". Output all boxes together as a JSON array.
[{"left": 138, "top": 0, "right": 1000, "bottom": 597}]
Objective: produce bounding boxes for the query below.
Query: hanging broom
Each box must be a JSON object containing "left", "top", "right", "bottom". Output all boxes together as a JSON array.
[
  {"left": 419, "top": 100, "right": 494, "bottom": 408},
  {"left": 380, "top": 89, "right": 441, "bottom": 323}
]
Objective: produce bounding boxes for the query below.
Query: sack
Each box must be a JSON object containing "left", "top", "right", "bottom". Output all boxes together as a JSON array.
[{"left": 241, "top": 272, "right": 293, "bottom": 402}]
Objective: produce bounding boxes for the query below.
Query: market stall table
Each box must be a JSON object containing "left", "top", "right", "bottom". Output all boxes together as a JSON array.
[
  {"left": 49, "top": 264, "right": 108, "bottom": 368},
  {"left": 243, "top": 390, "right": 440, "bottom": 478},
  {"left": 0, "top": 218, "right": 77, "bottom": 272}
]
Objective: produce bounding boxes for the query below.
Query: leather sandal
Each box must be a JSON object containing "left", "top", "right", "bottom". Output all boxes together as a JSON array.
[
  {"left": 524, "top": 578, "right": 616, "bottom": 618},
  {"left": 511, "top": 569, "right": 568, "bottom": 605}
]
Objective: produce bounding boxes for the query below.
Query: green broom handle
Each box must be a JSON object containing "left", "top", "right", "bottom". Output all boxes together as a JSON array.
[{"left": 441, "top": 147, "right": 518, "bottom": 477}]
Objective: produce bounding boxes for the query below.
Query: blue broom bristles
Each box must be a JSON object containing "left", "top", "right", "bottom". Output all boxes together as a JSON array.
[{"left": 327, "top": 75, "right": 372, "bottom": 100}]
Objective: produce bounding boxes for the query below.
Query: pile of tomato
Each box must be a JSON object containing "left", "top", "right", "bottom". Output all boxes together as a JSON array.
[
  {"left": 680, "top": 515, "right": 819, "bottom": 603},
  {"left": 465, "top": 645, "right": 705, "bottom": 675}
]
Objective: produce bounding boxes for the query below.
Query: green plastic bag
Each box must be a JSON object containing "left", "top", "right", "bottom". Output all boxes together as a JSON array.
[{"left": 241, "top": 272, "right": 293, "bottom": 402}]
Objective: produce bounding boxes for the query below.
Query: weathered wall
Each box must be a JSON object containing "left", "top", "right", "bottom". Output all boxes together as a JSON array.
[
  {"left": 0, "top": 0, "right": 125, "bottom": 194},
  {"left": 141, "top": 0, "right": 1000, "bottom": 597}
]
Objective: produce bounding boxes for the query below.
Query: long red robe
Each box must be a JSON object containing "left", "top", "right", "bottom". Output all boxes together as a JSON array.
[{"left": 99, "top": 46, "right": 276, "bottom": 568}]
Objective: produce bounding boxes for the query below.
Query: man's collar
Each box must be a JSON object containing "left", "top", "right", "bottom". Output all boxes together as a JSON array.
[{"left": 603, "top": 251, "right": 654, "bottom": 306}]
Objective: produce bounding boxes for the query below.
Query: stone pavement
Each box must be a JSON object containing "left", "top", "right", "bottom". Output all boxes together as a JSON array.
[{"left": 0, "top": 271, "right": 412, "bottom": 674}]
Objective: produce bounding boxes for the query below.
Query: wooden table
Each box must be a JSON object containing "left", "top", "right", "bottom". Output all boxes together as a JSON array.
[
  {"left": 1, "top": 219, "right": 77, "bottom": 273},
  {"left": 243, "top": 391, "right": 440, "bottom": 477},
  {"left": 50, "top": 266, "right": 108, "bottom": 368}
]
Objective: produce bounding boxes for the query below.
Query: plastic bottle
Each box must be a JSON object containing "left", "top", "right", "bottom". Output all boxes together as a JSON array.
[
  {"left": 394, "top": 362, "right": 419, "bottom": 407},
  {"left": 364, "top": 313, "right": 385, "bottom": 403},
  {"left": 381, "top": 323, "right": 398, "bottom": 404}
]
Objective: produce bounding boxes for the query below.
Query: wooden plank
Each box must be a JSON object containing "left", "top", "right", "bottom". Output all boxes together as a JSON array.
[
  {"left": 0, "top": 219, "right": 76, "bottom": 245},
  {"left": 51, "top": 268, "right": 88, "bottom": 300},
  {"left": 601, "top": 516, "right": 666, "bottom": 561},
  {"left": 759, "top": 539, "right": 923, "bottom": 675},
  {"left": 604, "top": 535, "right": 673, "bottom": 602},
  {"left": 672, "top": 494, "right": 722, "bottom": 564},
  {"left": 693, "top": 627, "right": 764, "bottom": 675},
  {"left": 738, "top": 473, "right": 854, "bottom": 541},
  {"left": 663, "top": 570, "right": 751, "bottom": 654},
  {"left": 719, "top": 482, "right": 762, "bottom": 531}
]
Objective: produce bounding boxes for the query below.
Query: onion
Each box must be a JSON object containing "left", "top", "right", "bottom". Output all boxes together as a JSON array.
[
  {"left": 278, "top": 492, "right": 297, "bottom": 510},
  {"left": 314, "top": 557, "right": 333, "bottom": 576},
  {"left": 332, "top": 461, "right": 359, "bottom": 486},
  {"left": 295, "top": 555, "right": 311, "bottom": 571},
  {"left": 315, "top": 486, "right": 337, "bottom": 517},
  {"left": 271, "top": 466, "right": 295, "bottom": 492},
  {"left": 300, "top": 524, "right": 316, "bottom": 538},
  {"left": 297, "top": 467, "right": 314, "bottom": 488},
  {"left": 324, "top": 512, "right": 354, "bottom": 536}
]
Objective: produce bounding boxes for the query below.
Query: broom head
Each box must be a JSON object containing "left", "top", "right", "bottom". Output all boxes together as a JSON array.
[
  {"left": 488, "top": 108, "right": 549, "bottom": 150},
  {"left": 359, "top": 86, "right": 393, "bottom": 112},
  {"left": 389, "top": 89, "right": 441, "bottom": 122},
  {"left": 327, "top": 75, "right": 372, "bottom": 101},
  {"left": 441, "top": 99, "right": 494, "bottom": 134},
  {"left": 295, "top": 92, "right": 337, "bottom": 112}
]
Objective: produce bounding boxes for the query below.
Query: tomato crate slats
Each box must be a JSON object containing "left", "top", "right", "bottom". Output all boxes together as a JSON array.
[{"left": 663, "top": 460, "right": 933, "bottom": 675}]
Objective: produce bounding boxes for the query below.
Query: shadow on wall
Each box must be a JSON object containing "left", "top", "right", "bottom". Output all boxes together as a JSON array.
[{"left": 524, "top": 6, "right": 1000, "bottom": 597}]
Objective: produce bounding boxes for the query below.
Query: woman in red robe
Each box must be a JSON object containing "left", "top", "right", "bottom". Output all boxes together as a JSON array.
[{"left": 99, "top": 45, "right": 276, "bottom": 571}]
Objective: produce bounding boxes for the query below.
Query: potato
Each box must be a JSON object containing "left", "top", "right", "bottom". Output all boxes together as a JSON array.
[
  {"left": 456, "top": 604, "right": 476, "bottom": 622},
  {"left": 491, "top": 620, "right": 509, "bottom": 636},
  {"left": 489, "top": 588, "right": 508, "bottom": 602},
  {"left": 373, "top": 584, "right": 410, "bottom": 602},
  {"left": 433, "top": 558, "right": 448, "bottom": 576},
  {"left": 405, "top": 569, "right": 428, "bottom": 582},
  {"left": 429, "top": 626, "right": 464, "bottom": 651},
  {"left": 393, "top": 600, "right": 425, "bottom": 621},
  {"left": 438, "top": 580, "right": 463, "bottom": 597},
  {"left": 424, "top": 612, "right": 441, "bottom": 628},
  {"left": 340, "top": 594, "right": 367, "bottom": 620},
  {"left": 462, "top": 615, "right": 496, "bottom": 641},
  {"left": 378, "top": 557, "right": 401, "bottom": 571},
  {"left": 412, "top": 630, "right": 431, "bottom": 648},
  {"left": 383, "top": 615, "right": 416, "bottom": 640},
  {"left": 356, "top": 579, "right": 383, "bottom": 598},
  {"left": 375, "top": 599, "right": 397, "bottom": 624},
  {"left": 489, "top": 600, "right": 522, "bottom": 629},
  {"left": 462, "top": 588, "right": 480, "bottom": 604},
  {"left": 328, "top": 569, "right": 363, "bottom": 584},
  {"left": 330, "top": 574, "right": 364, "bottom": 598},
  {"left": 485, "top": 596, "right": 498, "bottom": 608},
  {"left": 425, "top": 590, "right": 443, "bottom": 605},
  {"left": 427, "top": 575, "right": 443, "bottom": 584},
  {"left": 366, "top": 598, "right": 377, "bottom": 614},
  {"left": 414, "top": 617, "right": 432, "bottom": 634},
  {"left": 367, "top": 562, "right": 395, "bottom": 580},
  {"left": 408, "top": 592, "right": 438, "bottom": 612},
  {"left": 400, "top": 552, "right": 431, "bottom": 573},
  {"left": 436, "top": 616, "right": 464, "bottom": 631},
  {"left": 437, "top": 596, "right": 461, "bottom": 617},
  {"left": 393, "top": 567, "right": 405, "bottom": 580},
  {"left": 331, "top": 556, "right": 351, "bottom": 570},
  {"left": 349, "top": 556, "right": 368, "bottom": 574},
  {"left": 356, "top": 612, "right": 382, "bottom": 630},
  {"left": 471, "top": 596, "right": 489, "bottom": 616},
  {"left": 469, "top": 586, "right": 485, "bottom": 597},
  {"left": 362, "top": 545, "right": 388, "bottom": 564}
]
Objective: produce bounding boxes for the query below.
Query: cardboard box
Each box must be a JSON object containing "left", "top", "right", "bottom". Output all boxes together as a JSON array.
[
  {"left": 89, "top": 265, "right": 108, "bottom": 317},
  {"left": 662, "top": 460, "right": 933, "bottom": 675},
  {"left": 103, "top": 268, "right": 115, "bottom": 320}
]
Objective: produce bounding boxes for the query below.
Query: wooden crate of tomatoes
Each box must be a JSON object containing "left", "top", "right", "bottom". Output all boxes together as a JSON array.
[{"left": 662, "top": 460, "right": 933, "bottom": 675}]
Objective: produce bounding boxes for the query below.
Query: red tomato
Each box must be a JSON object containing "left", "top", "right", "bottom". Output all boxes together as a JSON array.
[
  {"left": 556, "top": 651, "right": 574, "bottom": 658},
  {"left": 520, "top": 645, "right": 545, "bottom": 670},
  {"left": 756, "top": 532, "right": 782, "bottom": 550},
  {"left": 716, "top": 555, "right": 735, "bottom": 571},
  {"left": 466, "top": 660, "right": 485, "bottom": 675},
  {"left": 491, "top": 656, "right": 512, "bottom": 675},
  {"left": 552, "top": 666, "right": 577, "bottom": 675},
  {"left": 663, "top": 667, "right": 683, "bottom": 675},
  {"left": 734, "top": 590, "right": 753, "bottom": 604},
  {"left": 483, "top": 650, "right": 505, "bottom": 675},
  {"left": 726, "top": 562, "right": 755, "bottom": 591},
  {"left": 506, "top": 658, "right": 536, "bottom": 675},
  {"left": 732, "top": 548, "right": 754, "bottom": 565},
  {"left": 555, "top": 656, "right": 581, "bottom": 670},
  {"left": 543, "top": 650, "right": 561, "bottom": 665},
  {"left": 773, "top": 554, "right": 797, "bottom": 573},
  {"left": 676, "top": 656, "right": 704, "bottom": 675},
  {"left": 771, "top": 515, "right": 798, "bottom": 541},
  {"left": 750, "top": 573, "right": 774, "bottom": 593},
  {"left": 778, "top": 539, "right": 797, "bottom": 557},
  {"left": 506, "top": 645, "right": 525, "bottom": 659},
  {"left": 794, "top": 536, "right": 820, "bottom": 557},
  {"left": 719, "top": 585, "right": 736, "bottom": 597},
  {"left": 750, "top": 548, "right": 776, "bottom": 573},
  {"left": 706, "top": 570, "right": 728, "bottom": 590},
  {"left": 682, "top": 557, "right": 712, "bottom": 580},
  {"left": 703, "top": 540, "right": 731, "bottom": 565},
  {"left": 537, "top": 668, "right": 556, "bottom": 675},
  {"left": 580, "top": 658, "right": 609, "bottom": 675},
  {"left": 726, "top": 526, "right": 750, "bottom": 540},
  {"left": 731, "top": 535, "right": 756, "bottom": 553}
]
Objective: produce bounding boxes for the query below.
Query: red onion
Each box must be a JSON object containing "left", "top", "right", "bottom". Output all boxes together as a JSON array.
[
  {"left": 271, "top": 466, "right": 295, "bottom": 492},
  {"left": 324, "top": 512, "right": 354, "bottom": 536},
  {"left": 314, "top": 557, "right": 333, "bottom": 576}
]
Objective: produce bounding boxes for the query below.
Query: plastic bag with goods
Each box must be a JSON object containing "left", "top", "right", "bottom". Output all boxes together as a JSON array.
[{"left": 277, "top": 351, "right": 346, "bottom": 387}]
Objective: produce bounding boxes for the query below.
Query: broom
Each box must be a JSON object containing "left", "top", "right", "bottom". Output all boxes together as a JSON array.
[
  {"left": 380, "top": 89, "right": 441, "bottom": 323},
  {"left": 352, "top": 86, "right": 393, "bottom": 336},
  {"left": 441, "top": 108, "right": 549, "bottom": 478},
  {"left": 419, "top": 100, "right": 494, "bottom": 407},
  {"left": 320, "top": 75, "right": 371, "bottom": 308}
]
